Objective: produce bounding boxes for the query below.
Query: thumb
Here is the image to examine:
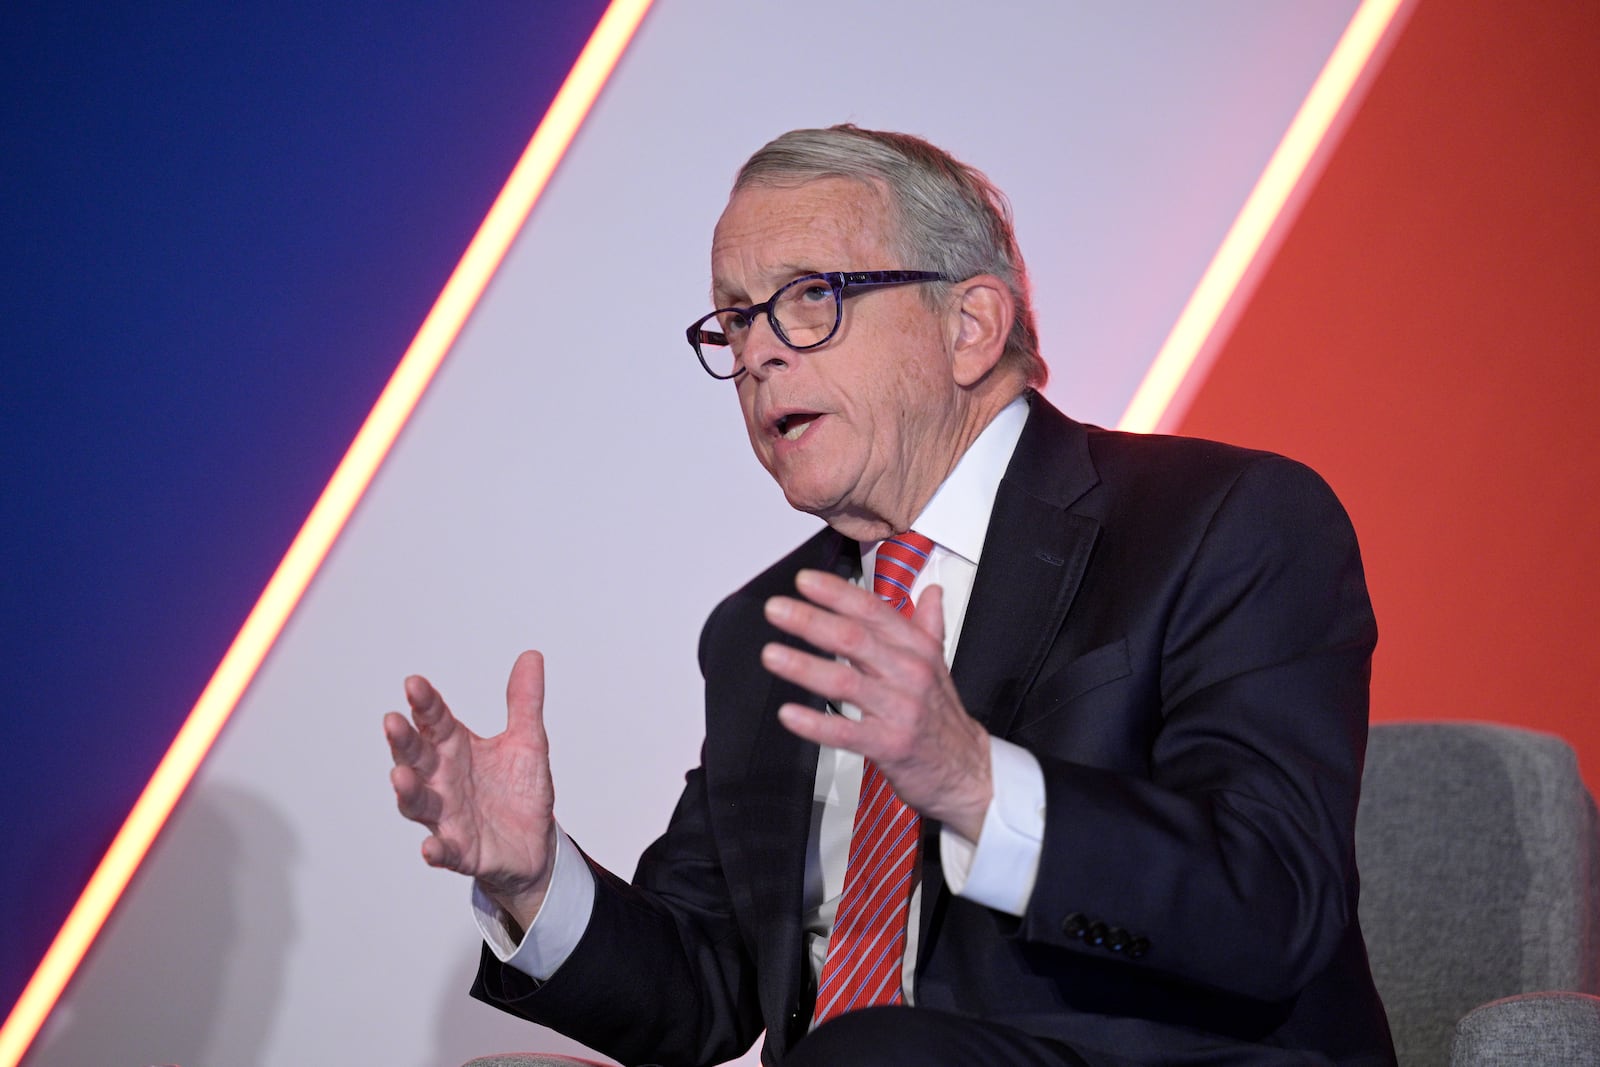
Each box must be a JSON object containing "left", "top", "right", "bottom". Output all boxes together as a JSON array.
[
  {"left": 913, "top": 583, "right": 947, "bottom": 643},
  {"left": 505, "top": 649, "right": 548, "bottom": 741}
]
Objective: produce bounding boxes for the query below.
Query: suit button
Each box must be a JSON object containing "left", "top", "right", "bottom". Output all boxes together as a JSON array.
[
  {"left": 1062, "top": 913, "right": 1088, "bottom": 939},
  {"left": 1128, "top": 936, "right": 1150, "bottom": 959},
  {"left": 1087, "top": 921, "right": 1108, "bottom": 946},
  {"left": 1106, "top": 926, "right": 1129, "bottom": 952}
]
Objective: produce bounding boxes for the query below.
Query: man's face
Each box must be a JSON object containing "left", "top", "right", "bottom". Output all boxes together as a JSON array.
[{"left": 711, "top": 177, "right": 966, "bottom": 539}]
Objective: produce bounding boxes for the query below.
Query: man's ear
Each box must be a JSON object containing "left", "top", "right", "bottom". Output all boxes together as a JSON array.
[{"left": 947, "top": 274, "right": 1013, "bottom": 387}]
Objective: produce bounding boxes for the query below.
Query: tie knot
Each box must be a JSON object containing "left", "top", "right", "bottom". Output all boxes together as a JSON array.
[{"left": 873, "top": 531, "right": 935, "bottom": 616}]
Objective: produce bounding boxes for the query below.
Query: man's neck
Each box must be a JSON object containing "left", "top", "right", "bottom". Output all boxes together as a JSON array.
[{"left": 823, "top": 384, "right": 1030, "bottom": 542}]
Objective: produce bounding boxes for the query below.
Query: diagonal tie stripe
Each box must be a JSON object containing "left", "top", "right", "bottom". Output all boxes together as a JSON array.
[
  {"left": 871, "top": 532, "right": 933, "bottom": 611},
  {"left": 813, "top": 530, "right": 935, "bottom": 1025}
]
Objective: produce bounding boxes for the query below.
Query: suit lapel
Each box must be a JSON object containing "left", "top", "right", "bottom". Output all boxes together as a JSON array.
[
  {"left": 729, "top": 532, "right": 859, "bottom": 1047},
  {"left": 950, "top": 395, "right": 1101, "bottom": 740},
  {"left": 737, "top": 530, "right": 857, "bottom": 883},
  {"left": 919, "top": 398, "right": 1101, "bottom": 962},
  {"left": 953, "top": 493, "right": 1098, "bottom": 740},
  {"left": 743, "top": 665, "right": 819, "bottom": 1037}
]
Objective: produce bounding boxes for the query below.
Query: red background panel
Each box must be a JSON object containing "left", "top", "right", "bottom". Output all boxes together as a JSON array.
[{"left": 1178, "top": 0, "right": 1600, "bottom": 777}]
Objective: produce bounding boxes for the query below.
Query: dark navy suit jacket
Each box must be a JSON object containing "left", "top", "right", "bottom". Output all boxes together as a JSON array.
[{"left": 473, "top": 394, "right": 1397, "bottom": 1066}]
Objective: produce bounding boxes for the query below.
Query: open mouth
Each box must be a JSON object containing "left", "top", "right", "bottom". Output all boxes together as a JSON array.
[{"left": 775, "top": 413, "right": 821, "bottom": 441}]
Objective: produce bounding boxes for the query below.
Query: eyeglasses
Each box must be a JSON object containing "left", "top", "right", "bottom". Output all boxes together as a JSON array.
[{"left": 685, "top": 270, "right": 948, "bottom": 380}]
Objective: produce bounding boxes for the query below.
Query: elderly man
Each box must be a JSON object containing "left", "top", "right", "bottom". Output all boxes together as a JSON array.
[{"left": 385, "top": 126, "right": 1395, "bottom": 1066}]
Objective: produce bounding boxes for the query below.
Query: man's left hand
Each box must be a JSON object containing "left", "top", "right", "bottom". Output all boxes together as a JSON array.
[{"left": 762, "top": 567, "right": 992, "bottom": 841}]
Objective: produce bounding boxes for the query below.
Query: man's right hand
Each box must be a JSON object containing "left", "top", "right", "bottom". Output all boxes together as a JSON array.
[{"left": 384, "top": 648, "right": 557, "bottom": 930}]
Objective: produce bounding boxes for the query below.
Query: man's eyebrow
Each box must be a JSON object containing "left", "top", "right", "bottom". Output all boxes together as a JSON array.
[{"left": 712, "top": 263, "right": 822, "bottom": 307}]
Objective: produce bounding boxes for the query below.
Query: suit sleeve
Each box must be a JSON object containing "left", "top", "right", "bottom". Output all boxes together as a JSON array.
[
  {"left": 471, "top": 752, "right": 764, "bottom": 1067},
  {"left": 1012, "top": 453, "right": 1377, "bottom": 1003},
  {"left": 471, "top": 536, "right": 835, "bottom": 1066},
  {"left": 472, "top": 600, "right": 770, "bottom": 1067}
]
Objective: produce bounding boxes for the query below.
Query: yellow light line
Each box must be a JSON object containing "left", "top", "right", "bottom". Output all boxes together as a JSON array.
[
  {"left": 0, "top": 2, "right": 654, "bottom": 1062},
  {"left": 1117, "top": 0, "right": 1411, "bottom": 434}
]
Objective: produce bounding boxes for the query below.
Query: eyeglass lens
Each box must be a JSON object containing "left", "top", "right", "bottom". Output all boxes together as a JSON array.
[{"left": 699, "top": 274, "right": 840, "bottom": 377}]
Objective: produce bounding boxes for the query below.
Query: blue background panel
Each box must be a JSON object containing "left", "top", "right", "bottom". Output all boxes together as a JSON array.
[{"left": 1, "top": 0, "right": 612, "bottom": 1012}]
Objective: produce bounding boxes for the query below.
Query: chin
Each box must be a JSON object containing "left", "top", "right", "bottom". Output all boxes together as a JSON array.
[
  {"left": 774, "top": 478, "right": 842, "bottom": 521},
  {"left": 778, "top": 488, "right": 830, "bottom": 518}
]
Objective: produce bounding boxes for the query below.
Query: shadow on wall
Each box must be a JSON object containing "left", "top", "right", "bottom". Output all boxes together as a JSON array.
[{"left": 26, "top": 784, "right": 297, "bottom": 1067}]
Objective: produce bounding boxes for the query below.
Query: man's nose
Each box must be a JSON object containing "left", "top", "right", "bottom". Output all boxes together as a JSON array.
[{"left": 738, "top": 315, "right": 792, "bottom": 380}]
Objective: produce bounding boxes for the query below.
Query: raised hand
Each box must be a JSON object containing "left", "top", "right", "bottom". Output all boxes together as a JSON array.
[
  {"left": 761, "top": 568, "right": 993, "bottom": 841},
  {"left": 384, "top": 649, "right": 557, "bottom": 928}
]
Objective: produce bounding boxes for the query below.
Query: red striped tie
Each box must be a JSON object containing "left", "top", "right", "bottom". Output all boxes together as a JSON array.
[{"left": 812, "top": 531, "right": 935, "bottom": 1024}]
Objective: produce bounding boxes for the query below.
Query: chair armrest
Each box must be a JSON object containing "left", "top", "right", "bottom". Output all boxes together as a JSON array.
[{"left": 1451, "top": 991, "right": 1600, "bottom": 1065}]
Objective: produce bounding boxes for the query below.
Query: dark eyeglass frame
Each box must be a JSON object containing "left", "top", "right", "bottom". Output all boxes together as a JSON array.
[{"left": 685, "top": 269, "right": 948, "bottom": 380}]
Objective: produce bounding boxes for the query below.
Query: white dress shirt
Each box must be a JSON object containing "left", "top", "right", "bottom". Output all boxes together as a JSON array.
[{"left": 476, "top": 397, "right": 1047, "bottom": 998}]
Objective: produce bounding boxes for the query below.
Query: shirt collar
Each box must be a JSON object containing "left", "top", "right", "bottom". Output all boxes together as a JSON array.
[{"left": 862, "top": 394, "right": 1029, "bottom": 567}]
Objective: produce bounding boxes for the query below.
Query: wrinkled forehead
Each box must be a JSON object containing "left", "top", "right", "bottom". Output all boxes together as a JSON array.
[
  {"left": 709, "top": 176, "right": 899, "bottom": 299},
  {"left": 713, "top": 175, "right": 893, "bottom": 248}
]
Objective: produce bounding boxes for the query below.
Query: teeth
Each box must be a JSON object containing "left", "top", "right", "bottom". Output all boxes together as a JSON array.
[{"left": 775, "top": 414, "right": 814, "bottom": 441}]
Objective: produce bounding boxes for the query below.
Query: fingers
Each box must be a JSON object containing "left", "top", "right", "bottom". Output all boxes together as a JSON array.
[
  {"left": 385, "top": 710, "right": 446, "bottom": 792},
  {"left": 764, "top": 643, "right": 943, "bottom": 758},
  {"left": 386, "top": 675, "right": 455, "bottom": 830},
  {"left": 762, "top": 569, "right": 945, "bottom": 711},
  {"left": 389, "top": 762, "right": 442, "bottom": 825},
  {"left": 776, "top": 700, "right": 861, "bottom": 750},
  {"left": 763, "top": 637, "right": 896, "bottom": 711},
  {"left": 382, "top": 710, "right": 421, "bottom": 766},
  {"left": 388, "top": 680, "right": 449, "bottom": 780},
  {"left": 404, "top": 673, "right": 460, "bottom": 749},
  {"left": 766, "top": 569, "right": 943, "bottom": 664},
  {"left": 763, "top": 566, "right": 973, "bottom": 765},
  {"left": 388, "top": 722, "right": 472, "bottom": 872},
  {"left": 419, "top": 833, "right": 462, "bottom": 871},
  {"left": 792, "top": 567, "right": 912, "bottom": 626}
]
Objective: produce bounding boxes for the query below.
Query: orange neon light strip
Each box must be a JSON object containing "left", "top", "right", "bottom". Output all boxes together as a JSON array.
[
  {"left": 1117, "top": 0, "right": 1411, "bottom": 434},
  {"left": 0, "top": 2, "right": 654, "bottom": 1062}
]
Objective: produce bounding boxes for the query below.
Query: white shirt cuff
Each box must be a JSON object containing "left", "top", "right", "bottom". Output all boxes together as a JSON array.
[
  {"left": 939, "top": 736, "right": 1044, "bottom": 917},
  {"left": 470, "top": 825, "right": 596, "bottom": 980}
]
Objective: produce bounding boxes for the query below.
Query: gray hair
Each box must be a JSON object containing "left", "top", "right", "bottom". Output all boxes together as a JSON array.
[{"left": 734, "top": 125, "right": 1046, "bottom": 387}]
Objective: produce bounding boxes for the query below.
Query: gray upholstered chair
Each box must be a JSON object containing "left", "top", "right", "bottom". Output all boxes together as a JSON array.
[
  {"left": 1356, "top": 721, "right": 1600, "bottom": 1065},
  {"left": 459, "top": 721, "right": 1600, "bottom": 1067}
]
